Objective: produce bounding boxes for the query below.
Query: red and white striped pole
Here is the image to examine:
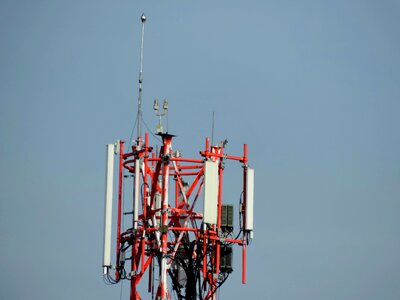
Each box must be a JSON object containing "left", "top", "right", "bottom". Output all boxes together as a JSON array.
[{"left": 159, "top": 134, "right": 172, "bottom": 300}]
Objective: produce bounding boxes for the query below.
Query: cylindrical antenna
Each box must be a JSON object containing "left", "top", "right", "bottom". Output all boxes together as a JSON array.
[{"left": 137, "top": 13, "right": 147, "bottom": 143}]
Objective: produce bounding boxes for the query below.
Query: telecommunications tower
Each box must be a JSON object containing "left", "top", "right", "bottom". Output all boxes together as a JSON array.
[{"left": 102, "top": 14, "right": 255, "bottom": 300}]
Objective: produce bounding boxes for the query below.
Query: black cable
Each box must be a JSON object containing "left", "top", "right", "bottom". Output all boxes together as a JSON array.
[
  {"left": 205, "top": 273, "right": 230, "bottom": 300},
  {"left": 168, "top": 268, "right": 185, "bottom": 300}
]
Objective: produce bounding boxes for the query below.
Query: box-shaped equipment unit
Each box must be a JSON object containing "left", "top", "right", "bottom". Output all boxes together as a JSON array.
[
  {"left": 220, "top": 245, "right": 233, "bottom": 273},
  {"left": 221, "top": 204, "right": 234, "bottom": 233}
]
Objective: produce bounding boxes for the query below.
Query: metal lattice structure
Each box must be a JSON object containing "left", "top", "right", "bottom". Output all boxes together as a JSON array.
[{"left": 102, "top": 14, "right": 254, "bottom": 300}]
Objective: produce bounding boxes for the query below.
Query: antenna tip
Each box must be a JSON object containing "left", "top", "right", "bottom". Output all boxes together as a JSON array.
[{"left": 141, "top": 13, "right": 147, "bottom": 22}]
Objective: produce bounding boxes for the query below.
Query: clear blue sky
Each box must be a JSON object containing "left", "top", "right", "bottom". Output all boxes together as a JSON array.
[{"left": 1, "top": 1, "right": 399, "bottom": 299}]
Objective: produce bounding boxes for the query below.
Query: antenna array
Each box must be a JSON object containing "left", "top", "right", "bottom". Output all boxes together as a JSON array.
[{"left": 102, "top": 15, "right": 255, "bottom": 300}]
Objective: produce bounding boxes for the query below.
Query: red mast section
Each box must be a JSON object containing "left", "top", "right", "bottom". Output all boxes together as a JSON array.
[{"left": 102, "top": 14, "right": 255, "bottom": 300}]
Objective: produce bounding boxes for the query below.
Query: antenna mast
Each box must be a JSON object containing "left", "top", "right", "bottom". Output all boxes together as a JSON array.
[{"left": 136, "top": 13, "right": 146, "bottom": 143}]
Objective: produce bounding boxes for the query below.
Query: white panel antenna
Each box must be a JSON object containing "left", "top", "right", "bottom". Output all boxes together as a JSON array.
[
  {"left": 133, "top": 159, "right": 140, "bottom": 229},
  {"left": 245, "top": 168, "right": 254, "bottom": 232},
  {"left": 203, "top": 160, "right": 219, "bottom": 225},
  {"left": 103, "top": 144, "right": 115, "bottom": 274}
]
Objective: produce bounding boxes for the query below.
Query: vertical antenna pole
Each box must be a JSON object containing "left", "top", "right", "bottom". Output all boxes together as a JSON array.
[
  {"left": 116, "top": 140, "right": 125, "bottom": 280},
  {"left": 216, "top": 147, "right": 224, "bottom": 276},
  {"left": 242, "top": 144, "right": 248, "bottom": 284},
  {"left": 211, "top": 112, "right": 215, "bottom": 146},
  {"left": 137, "top": 14, "right": 147, "bottom": 143}
]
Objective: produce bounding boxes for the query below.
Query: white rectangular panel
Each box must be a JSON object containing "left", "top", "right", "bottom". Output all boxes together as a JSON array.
[
  {"left": 154, "top": 191, "right": 162, "bottom": 226},
  {"left": 133, "top": 159, "right": 140, "bottom": 229},
  {"left": 203, "top": 161, "right": 219, "bottom": 225},
  {"left": 103, "top": 144, "right": 114, "bottom": 271},
  {"left": 245, "top": 168, "right": 254, "bottom": 231}
]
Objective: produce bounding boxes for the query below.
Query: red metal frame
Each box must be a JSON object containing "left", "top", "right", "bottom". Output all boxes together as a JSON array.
[{"left": 113, "top": 132, "right": 250, "bottom": 300}]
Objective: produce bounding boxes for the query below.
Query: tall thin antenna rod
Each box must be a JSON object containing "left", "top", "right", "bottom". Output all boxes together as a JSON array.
[
  {"left": 137, "top": 13, "right": 146, "bottom": 143},
  {"left": 211, "top": 111, "right": 215, "bottom": 146}
]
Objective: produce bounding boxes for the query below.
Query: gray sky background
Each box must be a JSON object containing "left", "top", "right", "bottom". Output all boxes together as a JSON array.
[{"left": 1, "top": 1, "right": 399, "bottom": 299}]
